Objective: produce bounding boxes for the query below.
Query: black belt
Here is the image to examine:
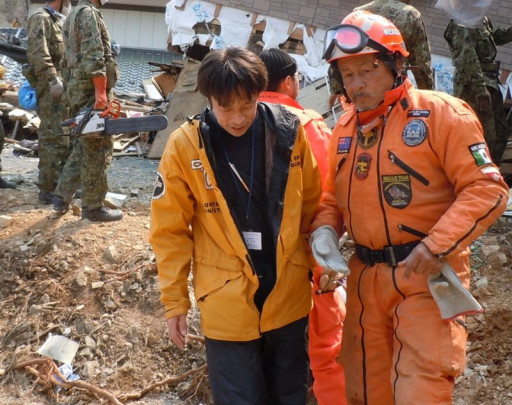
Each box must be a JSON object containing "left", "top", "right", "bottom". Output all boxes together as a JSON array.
[{"left": 355, "top": 241, "right": 421, "bottom": 267}]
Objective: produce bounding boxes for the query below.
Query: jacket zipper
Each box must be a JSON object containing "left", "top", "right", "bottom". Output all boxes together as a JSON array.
[
  {"left": 388, "top": 150, "right": 430, "bottom": 186},
  {"left": 397, "top": 223, "right": 428, "bottom": 238}
]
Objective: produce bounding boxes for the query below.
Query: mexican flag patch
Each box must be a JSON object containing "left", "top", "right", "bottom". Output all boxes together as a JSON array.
[{"left": 469, "top": 143, "right": 492, "bottom": 166}]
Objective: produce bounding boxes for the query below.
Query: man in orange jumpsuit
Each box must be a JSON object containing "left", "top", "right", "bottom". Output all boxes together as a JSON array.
[
  {"left": 259, "top": 48, "right": 347, "bottom": 405},
  {"left": 310, "top": 11, "right": 508, "bottom": 404}
]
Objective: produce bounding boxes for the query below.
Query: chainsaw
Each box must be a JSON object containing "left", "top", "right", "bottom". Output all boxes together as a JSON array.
[{"left": 60, "top": 100, "right": 168, "bottom": 136}]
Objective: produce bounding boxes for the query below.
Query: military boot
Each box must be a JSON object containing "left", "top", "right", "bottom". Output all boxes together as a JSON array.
[
  {"left": 53, "top": 196, "right": 70, "bottom": 213},
  {"left": 81, "top": 206, "right": 123, "bottom": 222},
  {"left": 0, "top": 176, "right": 16, "bottom": 189},
  {"left": 38, "top": 191, "right": 54, "bottom": 204}
]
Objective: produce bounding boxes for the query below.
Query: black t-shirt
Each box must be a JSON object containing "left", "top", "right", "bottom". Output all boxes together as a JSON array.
[{"left": 207, "top": 111, "right": 276, "bottom": 310}]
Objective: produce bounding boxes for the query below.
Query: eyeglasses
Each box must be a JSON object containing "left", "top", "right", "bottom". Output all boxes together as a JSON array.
[{"left": 322, "top": 24, "right": 390, "bottom": 61}]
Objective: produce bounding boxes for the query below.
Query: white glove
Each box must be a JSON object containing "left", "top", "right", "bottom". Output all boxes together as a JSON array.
[
  {"left": 428, "top": 263, "right": 483, "bottom": 320},
  {"left": 49, "top": 77, "right": 64, "bottom": 100},
  {"left": 310, "top": 225, "right": 350, "bottom": 275}
]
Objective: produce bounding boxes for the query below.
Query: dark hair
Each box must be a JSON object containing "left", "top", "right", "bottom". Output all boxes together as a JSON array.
[
  {"left": 259, "top": 48, "right": 297, "bottom": 92},
  {"left": 197, "top": 47, "right": 268, "bottom": 107}
]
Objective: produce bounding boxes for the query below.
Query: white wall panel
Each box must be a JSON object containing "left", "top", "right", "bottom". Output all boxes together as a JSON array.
[{"left": 101, "top": 9, "right": 168, "bottom": 50}]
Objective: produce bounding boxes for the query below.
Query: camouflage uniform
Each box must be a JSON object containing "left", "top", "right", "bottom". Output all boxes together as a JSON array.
[
  {"left": 0, "top": 118, "right": 4, "bottom": 172},
  {"left": 0, "top": 63, "right": 4, "bottom": 174},
  {"left": 26, "top": 5, "right": 70, "bottom": 196},
  {"left": 444, "top": 17, "right": 512, "bottom": 163},
  {"left": 55, "top": 0, "right": 118, "bottom": 210},
  {"left": 329, "top": 0, "right": 434, "bottom": 96}
]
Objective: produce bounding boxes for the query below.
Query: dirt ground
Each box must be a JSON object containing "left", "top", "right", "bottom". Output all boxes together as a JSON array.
[{"left": 0, "top": 145, "right": 511, "bottom": 405}]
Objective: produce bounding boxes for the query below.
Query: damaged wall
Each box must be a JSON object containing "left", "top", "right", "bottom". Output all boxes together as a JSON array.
[{"left": 210, "top": 0, "right": 512, "bottom": 70}]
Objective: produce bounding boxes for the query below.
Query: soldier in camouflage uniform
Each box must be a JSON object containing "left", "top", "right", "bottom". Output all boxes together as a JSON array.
[
  {"left": 26, "top": 0, "right": 72, "bottom": 203},
  {"left": 0, "top": 119, "right": 17, "bottom": 189},
  {"left": 53, "top": 0, "right": 123, "bottom": 222},
  {"left": 328, "top": 0, "right": 434, "bottom": 109},
  {"left": 0, "top": 63, "right": 16, "bottom": 189},
  {"left": 444, "top": 16, "right": 512, "bottom": 164}
]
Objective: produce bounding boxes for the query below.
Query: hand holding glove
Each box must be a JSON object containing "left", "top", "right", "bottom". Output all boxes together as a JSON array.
[
  {"left": 310, "top": 225, "right": 350, "bottom": 275},
  {"left": 49, "top": 77, "right": 64, "bottom": 100},
  {"left": 92, "top": 75, "right": 108, "bottom": 110}
]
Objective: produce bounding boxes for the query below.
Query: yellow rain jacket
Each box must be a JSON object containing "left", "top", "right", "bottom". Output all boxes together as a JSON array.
[{"left": 150, "top": 102, "right": 321, "bottom": 341}]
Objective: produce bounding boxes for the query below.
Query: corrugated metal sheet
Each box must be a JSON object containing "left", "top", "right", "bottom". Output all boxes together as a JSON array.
[
  {"left": 1, "top": 32, "right": 181, "bottom": 97},
  {"left": 114, "top": 47, "right": 181, "bottom": 95}
]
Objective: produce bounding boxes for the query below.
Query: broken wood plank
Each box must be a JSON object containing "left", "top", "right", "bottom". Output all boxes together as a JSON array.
[{"left": 113, "top": 134, "right": 140, "bottom": 152}]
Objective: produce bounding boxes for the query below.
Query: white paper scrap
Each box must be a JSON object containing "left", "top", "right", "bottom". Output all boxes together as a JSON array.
[{"left": 37, "top": 335, "right": 79, "bottom": 364}]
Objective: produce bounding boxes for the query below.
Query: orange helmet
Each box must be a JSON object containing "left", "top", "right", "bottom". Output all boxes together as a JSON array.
[{"left": 322, "top": 10, "right": 409, "bottom": 63}]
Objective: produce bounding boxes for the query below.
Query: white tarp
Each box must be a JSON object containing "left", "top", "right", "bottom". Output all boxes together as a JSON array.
[
  {"left": 261, "top": 16, "right": 292, "bottom": 50},
  {"left": 214, "top": 6, "right": 254, "bottom": 49},
  {"left": 164, "top": 0, "right": 331, "bottom": 83},
  {"left": 435, "top": 0, "right": 493, "bottom": 28},
  {"left": 165, "top": 0, "right": 217, "bottom": 49}
]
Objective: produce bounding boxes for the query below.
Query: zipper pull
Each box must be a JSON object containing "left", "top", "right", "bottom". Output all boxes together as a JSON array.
[
  {"left": 397, "top": 224, "right": 403, "bottom": 232},
  {"left": 389, "top": 150, "right": 395, "bottom": 164}
]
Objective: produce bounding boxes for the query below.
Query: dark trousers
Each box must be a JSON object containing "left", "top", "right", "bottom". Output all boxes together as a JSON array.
[{"left": 204, "top": 317, "right": 309, "bottom": 405}]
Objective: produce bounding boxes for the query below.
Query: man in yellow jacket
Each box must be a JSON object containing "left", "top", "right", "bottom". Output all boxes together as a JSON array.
[
  {"left": 311, "top": 11, "right": 508, "bottom": 404},
  {"left": 258, "top": 48, "right": 347, "bottom": 405},
  {"left": 150, "top": 46, "right": 322, "bottom": 404}
]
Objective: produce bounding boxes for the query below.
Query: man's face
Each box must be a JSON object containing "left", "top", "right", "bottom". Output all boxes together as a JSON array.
[
  {"left": 61, "top": 0, "right": 72, "bottom": 16},
  {"left": 210, "top": 93, "right": 259, "bottom": 137},
  {"left": 337, "top": 53, "right": 395, "bottom": 112}
]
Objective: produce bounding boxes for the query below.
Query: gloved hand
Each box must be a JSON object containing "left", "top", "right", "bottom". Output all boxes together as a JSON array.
[
  {"left": 428, "top": 263, "right": 483, "bottom": 320},
  {"left": 310, "top": 225, "right": 350, "bottom": 275},
  {"left": 92, "top": 75, "right": 108, "bottom": 110},
  {"left": 49, "top": 77, "right": 63, "bottom": 100}
]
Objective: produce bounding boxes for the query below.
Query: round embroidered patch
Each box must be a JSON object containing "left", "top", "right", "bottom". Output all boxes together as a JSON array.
[
  {"left": 152, "top": 171, "right": 165, "bottom": 200},
  {"left": 357, "top": 127, "right": 379, "bottom": 150},
  {"left": 402, "top": 119, "right": 427, "bottom": 146},
  {"left": 355, "top": 153, "right": 372, "bottom": 179}
]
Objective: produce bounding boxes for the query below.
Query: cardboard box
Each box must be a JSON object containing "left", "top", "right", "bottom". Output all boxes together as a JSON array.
[{"left": 152, "top": 72, "right": 177, "bottom": 98}]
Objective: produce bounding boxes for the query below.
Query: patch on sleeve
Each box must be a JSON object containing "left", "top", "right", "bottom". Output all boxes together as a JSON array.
[
  {"left": 337, "top": 137, "right": 352, "bottom": 154},
  {"left": 152, "top": 171, "right": 165, "bottom": 200},
  {"left": 469, "top": 143, "right": 492, "bottom": 166},
  {"left": 480, "top": 166, "right": 503, "bottom": 182},
  {"left": 402, "top": 119, "right": 427, "bottom": 146}
]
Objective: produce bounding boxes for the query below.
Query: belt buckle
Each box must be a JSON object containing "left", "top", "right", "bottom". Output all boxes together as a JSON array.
[{"left": 383, "top": 246, "right": 397, "bottom": 267}]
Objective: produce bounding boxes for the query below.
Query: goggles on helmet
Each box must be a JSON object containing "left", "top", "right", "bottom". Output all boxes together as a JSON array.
[{"left": 322, "top": 24, "right": 391, "bottom": 61}]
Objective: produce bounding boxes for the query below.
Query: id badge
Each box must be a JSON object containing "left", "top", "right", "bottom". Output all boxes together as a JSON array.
[{"left": 243, "top": 231, "right": 262, "bottom": 250}]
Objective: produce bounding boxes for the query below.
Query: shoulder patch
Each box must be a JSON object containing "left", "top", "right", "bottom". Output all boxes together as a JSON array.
[
  {"left": 469, "top": 143, "right": 492, "bottom": 166},
  {"left": 337, "top": 137, "right": 352, "bottom": 154},
  {"left": 480, "top": 166, "right": 503, "bottom": 182},
  {"left": 400, "top": 98, "right": 409, "bottom": 110},
  {"left": 152, "top": 171, "right": 165, "bottom": 200},
  {"left": 402, "top": 119, "right": 427, "bottom": 146}
]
